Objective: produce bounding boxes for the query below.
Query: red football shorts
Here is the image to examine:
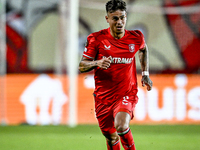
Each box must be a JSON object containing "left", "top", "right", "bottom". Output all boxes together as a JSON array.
[{"left": 94, "top": 94, "right": 138, "bottom": 135}]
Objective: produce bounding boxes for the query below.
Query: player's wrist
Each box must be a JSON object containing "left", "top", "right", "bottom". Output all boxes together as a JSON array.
[
  {"left": 94, "top": 60, "right": 100, "bottom": 67},
  {"left": 142, "top": 71, "right": 149, "bottom": 76}
]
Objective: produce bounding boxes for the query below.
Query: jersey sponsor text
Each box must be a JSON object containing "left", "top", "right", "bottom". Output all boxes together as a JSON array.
[{"left": 103, "top": 56, "right": 133, "bottom": 64}]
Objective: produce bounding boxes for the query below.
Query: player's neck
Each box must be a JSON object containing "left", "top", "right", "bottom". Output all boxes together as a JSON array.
[{"left": 110, "top": 30, "right": 125, "bottom": 39}]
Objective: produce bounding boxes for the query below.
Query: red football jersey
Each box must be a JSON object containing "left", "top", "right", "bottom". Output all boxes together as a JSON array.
[{"left": 83, "top": 28, "right": 145, "bottom": 104}]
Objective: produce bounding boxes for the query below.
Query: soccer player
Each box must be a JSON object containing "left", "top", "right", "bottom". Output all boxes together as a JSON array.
[{"left": 79, "top": 0, "right": 153, "bottom": 149}]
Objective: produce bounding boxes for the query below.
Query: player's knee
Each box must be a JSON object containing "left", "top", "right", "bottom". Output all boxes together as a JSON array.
[
  {"left": 106, "top": 137, "right": 119, "bottom": 145},
  {"left": 115, "top": 123, "right": 129, "bottom": 132},
  {"left": 104, "top": 132, "right": 119, "bottom": 145}
]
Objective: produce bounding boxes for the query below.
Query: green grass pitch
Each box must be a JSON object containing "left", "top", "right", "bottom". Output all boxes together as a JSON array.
[{"left": 0, "top": 125, "right": 199, "bottom": 150}]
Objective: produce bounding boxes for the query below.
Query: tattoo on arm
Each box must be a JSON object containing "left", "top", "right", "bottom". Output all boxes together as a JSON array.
[
  {"left": 138, "top": 45, "right": 149, "bottom": 72},
  {"left": 79, "top": 58, "right": 98, "bottom": 73}
]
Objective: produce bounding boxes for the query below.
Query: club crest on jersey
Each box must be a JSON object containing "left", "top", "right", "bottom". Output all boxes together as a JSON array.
[
  {"left": 104, "top": 45, "right": 111, "bottom": 50},
  {"left": 129, "top": 44, "right": 135, "bottom": 53}
]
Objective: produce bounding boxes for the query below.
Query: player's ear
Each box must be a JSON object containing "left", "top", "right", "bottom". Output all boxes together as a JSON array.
[{"left": 105, "top": 15, "right": 109, "bottom": 23}]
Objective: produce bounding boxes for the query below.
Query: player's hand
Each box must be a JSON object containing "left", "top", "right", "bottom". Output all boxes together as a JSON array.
[
  {"left": 141, "top": 75, "right": 153, "bottom": 91},
  {"left": 97, "top": 56, "right": 112, "bottom": 69}
]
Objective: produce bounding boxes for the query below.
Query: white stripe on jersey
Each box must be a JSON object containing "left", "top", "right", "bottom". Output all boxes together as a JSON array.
[{"left": 83, "top": 54, "right": 94, "bottom": 60}]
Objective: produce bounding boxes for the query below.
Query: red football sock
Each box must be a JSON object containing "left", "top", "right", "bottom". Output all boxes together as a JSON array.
[
  {"left": 107, "top": 139, "right": 121, "bottom": 150},
  {"left": 118, "top": 128, "right": 136, "bottom": 150}
]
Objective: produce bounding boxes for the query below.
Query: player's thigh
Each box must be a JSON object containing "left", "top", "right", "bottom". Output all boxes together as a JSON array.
[
  {"left": 95, "top": 102, "right": 116, "bottom": 135},
  {"left": 114, "top": 95, "right": 138, "bottom": 120}
]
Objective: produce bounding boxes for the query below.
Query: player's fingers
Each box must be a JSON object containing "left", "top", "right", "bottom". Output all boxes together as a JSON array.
[
  {"left": 101, "top": 56, "right": 112, "bottom": 69},
  {"left": 146, "top": 82, "right": 152, "bottom": 91},
  {"left": 108, "top": 56, "right": 112, "bottom": 60},
  {"left": 101, "top": 65, "right": 108, "bottom": 69},
  {"left": 102, "top": 62, "right": 110, "bottom": 69},
  {"left": 142, "top": 81, "right": 145, "bottom": 87},
  {"left": 103, "top": 58, "right": 111, "bottom": 64},
  {"left": 105, "top": 56, "right": 112, "bottom": 64},
  {"left": 147, "top": 85, "right": 151, "bottom": 91},
  {"left": 148, "top": 80, "right": 153, "bottom": 89},
  {"left": 104, "top": 61, "right": 111, "bottom": 67},
  {"left": 108, "top": 59, "right": 111, "bottom": 63}
]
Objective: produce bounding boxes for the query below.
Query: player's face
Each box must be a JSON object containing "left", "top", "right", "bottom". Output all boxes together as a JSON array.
[{"left": 106, "top": 10, "right": 127, "bottom": 38}]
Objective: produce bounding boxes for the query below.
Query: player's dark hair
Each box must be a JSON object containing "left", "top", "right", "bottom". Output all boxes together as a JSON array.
[{"left": 106, "top": 0, "right": 127, "bottom": 13}]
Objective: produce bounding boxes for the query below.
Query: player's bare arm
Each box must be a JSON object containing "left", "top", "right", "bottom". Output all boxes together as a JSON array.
[
  {"left": 79, "top": 56, "right": 112, "bottom": 73},
  {"left": 138, "top": 45, "right": 153, "bottom": 91}
]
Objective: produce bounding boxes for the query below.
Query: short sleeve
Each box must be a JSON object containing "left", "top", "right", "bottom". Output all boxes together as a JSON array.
[
  {"left": 135, "top": 30, "right": 146, "bottom": 50},
  {"left": 83, "top": 34, "right": 98, "bottom": 60}
]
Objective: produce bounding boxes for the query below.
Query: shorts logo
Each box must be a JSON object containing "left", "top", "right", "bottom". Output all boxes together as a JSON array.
[
  {"left": 129, "top": 44, "right": 135, "bottom": 53},
  {"left": 122, "top": 96, "right": 129, "bottom": 105}
]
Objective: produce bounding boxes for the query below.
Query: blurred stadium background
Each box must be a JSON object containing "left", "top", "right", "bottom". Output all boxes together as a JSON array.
[{"left": 0, "top": 0, "right": 200, "bottom": 149}]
